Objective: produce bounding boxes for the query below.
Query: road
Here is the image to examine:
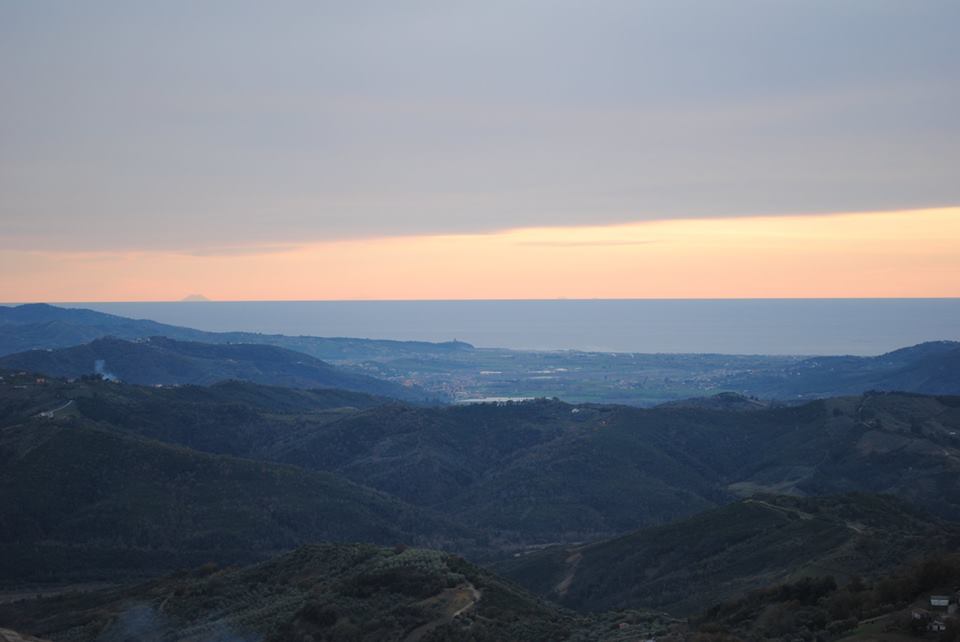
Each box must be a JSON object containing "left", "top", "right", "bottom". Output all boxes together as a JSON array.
[{"left": 35, "top": 399, "right": 74, "bottom": 418}]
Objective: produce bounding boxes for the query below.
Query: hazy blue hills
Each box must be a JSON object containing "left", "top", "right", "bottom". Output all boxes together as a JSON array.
[
  {"left": 0, "top": 304, "right": 212, "bottom": 355},
  {"left": 494, "top": 493, "right": 960, "bottom": 615},
  {"left": 0, "top": 336, "right": 437, "bottom": 402},
  {"left": 4, "top": 304, "right": 960, "bottom": 407},
  {"left": 0, "top": 303, "right": 474, "bottom": 361},
  {"left": 727, "top": 340, "right": 960, "bottom": 398}
]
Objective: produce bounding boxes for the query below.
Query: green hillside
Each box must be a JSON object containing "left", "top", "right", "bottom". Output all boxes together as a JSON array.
[
  {"left": 0, "top": 544, "right": 671, "bottom": 642},
  {"left": 494, "top": 494, "right": 960, "bottom": 615},
  {"left": 3, "top": 374, "right": 959, "bottom": 544},
  {"left": 2, "top": 374, "right": 960, "bottom": 638},
  {"left": 693, "top": 551, "right": 960, "bottom": 641},
  {"left": 0, "top": 417, "right": 473, "bottom": 584}
]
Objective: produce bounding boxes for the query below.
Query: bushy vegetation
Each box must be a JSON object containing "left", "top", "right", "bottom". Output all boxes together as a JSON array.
[
  {"left": 694, "top": 552, "right": 960, "bottom": 641},
  {"left": 3, "top": 373, "right": 960, "bottom": 585},
  {"left": 496, "top": 493, "right": 960, "bottom": 615},
  {"left": 0, "top": 411, "right": 475, "bottom": 584},
  {"left": 3, "top": 307, "right": 960, "bottom": 640},
  {"left": 2, "top": 372, "right": 960, "bottom": 639},
  {"left": 0, "top": 544, "right": 670, "bottom": 642}
]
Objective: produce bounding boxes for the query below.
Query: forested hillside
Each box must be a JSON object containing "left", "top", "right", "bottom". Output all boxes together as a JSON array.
[
  {"left": 0, "top": 544, "right": 673, "bottom": 642},
  {"left": 495, "top": 494, "right": 960, "bottom": 614}
]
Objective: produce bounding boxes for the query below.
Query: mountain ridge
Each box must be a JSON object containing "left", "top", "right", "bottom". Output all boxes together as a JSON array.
[
  {"left": 0, "top": 304, "right": 474, "bottom": 358},
  {"left": 0, "top": 336, "right": 438, "bottom": 402},
  {"left": 0, "top": 413, "right": 476, "bottom": 585},
  {"left": 4, "top": 374, "right": 958, "bottom": 546}
]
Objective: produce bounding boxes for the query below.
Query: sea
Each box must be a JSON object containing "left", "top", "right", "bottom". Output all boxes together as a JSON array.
[{"left": 62, "top": 299, "right": 960, "bottom": 356}]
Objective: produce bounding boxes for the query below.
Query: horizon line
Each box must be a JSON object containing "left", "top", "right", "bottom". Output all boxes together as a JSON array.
[{"left": 5, "top": 296, "right": 960, "bottom": 306}]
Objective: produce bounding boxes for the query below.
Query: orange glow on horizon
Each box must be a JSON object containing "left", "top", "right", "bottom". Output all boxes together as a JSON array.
[{"left": 2, "top": 207, "right": 959, "bottom": 302}]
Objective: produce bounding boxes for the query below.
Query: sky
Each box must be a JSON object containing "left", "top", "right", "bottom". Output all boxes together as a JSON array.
[{"left": 1, "top": 1, "right": 959, "bottom": 301}]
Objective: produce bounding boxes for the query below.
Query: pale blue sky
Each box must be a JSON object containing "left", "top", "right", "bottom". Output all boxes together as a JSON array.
[{"left": 2, "top": 1, "right": 958, "bottom": 252}]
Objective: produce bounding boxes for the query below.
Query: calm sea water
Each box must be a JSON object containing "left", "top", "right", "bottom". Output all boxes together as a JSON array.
[{"left": 62, "top": 299, "right": 960, "bottom": 356}]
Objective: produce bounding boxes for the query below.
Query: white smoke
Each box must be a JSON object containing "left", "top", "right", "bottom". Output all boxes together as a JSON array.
[{"left": 93, "top": 359, "right": 120, "bottom": 382}]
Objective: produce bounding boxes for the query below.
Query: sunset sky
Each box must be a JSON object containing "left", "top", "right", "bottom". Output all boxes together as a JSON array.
[{"left": 2, "top": 2, "right": 959, "bottom": 301}]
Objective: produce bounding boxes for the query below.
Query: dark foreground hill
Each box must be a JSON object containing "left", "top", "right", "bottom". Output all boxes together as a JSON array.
[
  {"left": 0, "top": 336, "right": 436, "bottom": 402},
  {"left": 0, "top": 544, "right": 672, "bottom": 642},
  {"left": 692, "top": 551, "right": 960, "bottom": 641},
  {"left": 5, "top": 545, "right": 956, "bottom": 642},
  {"left": 0, "top": 415, "right": 474, "bottom": 584},
  {"left": 0, "top": 630, "right": 50, "bottom": 642},
  {"left": 494, "top": 494, "right": 960, "bottom": 615}
]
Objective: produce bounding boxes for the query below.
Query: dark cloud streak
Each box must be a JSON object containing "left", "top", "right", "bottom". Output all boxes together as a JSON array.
[{"left": 1, "top": 1, "right": 958, "bottom": 252}]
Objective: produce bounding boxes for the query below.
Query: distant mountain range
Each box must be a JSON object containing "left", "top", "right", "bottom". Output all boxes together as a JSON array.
[
  {"left": 3, "top": 304, "right": 960, "bottom": 405},
  {"left": 0, "top": 303, "right": 474, "bottom": 361},
  {"left": 726, "top": 340, "right": 960, "bottom": 398},
  {"left": 0, "top": 335, "right": 436, "bottom": 402}
]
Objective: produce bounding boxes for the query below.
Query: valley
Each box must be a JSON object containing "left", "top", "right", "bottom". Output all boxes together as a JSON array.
[
  {"left": 2, "top": 304, "right": 960, "bottom": 640},
  {"left": 6, "top": 3, "right": 959, "bottom": 637}
]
